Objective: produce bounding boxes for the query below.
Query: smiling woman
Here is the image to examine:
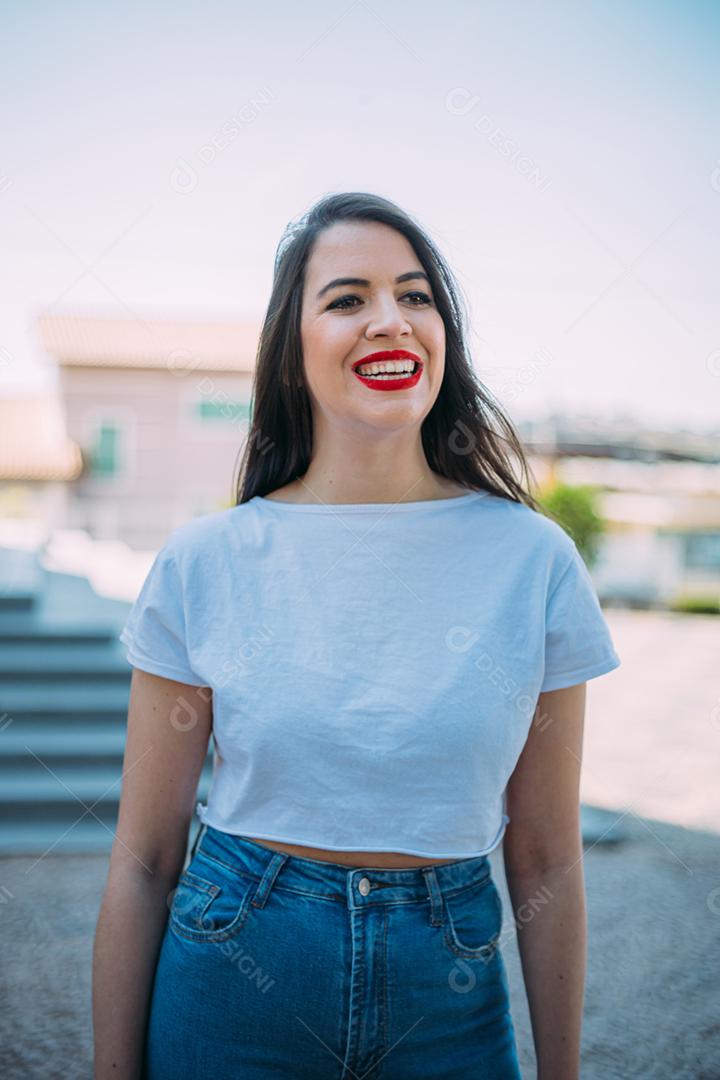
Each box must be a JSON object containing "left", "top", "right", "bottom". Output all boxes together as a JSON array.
[
  {"left": 234, "top": 191, "right": 544, "bottom": 511},
  {"left": 95, "top": 191, "right": 621, "bottom": 1080}
]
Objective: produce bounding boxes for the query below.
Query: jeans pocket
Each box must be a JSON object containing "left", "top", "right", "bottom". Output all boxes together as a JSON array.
[
  {"left": 169, "top": 851, "right": 258, "bottom": 943},
  {"left": 441, "top": 874, "right": 503, "bottom": 961}
]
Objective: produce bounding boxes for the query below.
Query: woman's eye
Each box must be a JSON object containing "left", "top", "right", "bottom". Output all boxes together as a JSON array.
[
  {"left": 328, "top": 291, "right": 432, "bottom": 311},
  {"left": 327, "top": 295, "right": 360, "bottom": 310}
]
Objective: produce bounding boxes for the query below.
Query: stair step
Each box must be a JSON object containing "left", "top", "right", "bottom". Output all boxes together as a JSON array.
[
  {"left": 0, "top": 818, "right": 123, "bottom": 855},
  {"left": 0, "top": 596, "right": 35, "bottom": 613},
  {"left": 0, "top": 682, "right": 131, "bottom": 715},
  {"left": 580, "top": 804, "right": 631, "bottom": 844},
  {"left": 0, "top": 547, "right": 42, "bottom": 611},
  {"left": 0, "top": 725, "right": 128, "bottom": 757},
  {"left": 0, "top": 763, "right": 213, "bottom": 803},
  {"left": 0, "top": 613, "right": 122, "bottom": 643},
  {"left": 0, "top": 727, "right": 215, "bottom": 765},
  {"left": 0, "top": 711, "right": 129, "bottom": 731},
  {"left": 0, "top": 642, "right": 131, "bottom": 678},
  {"left": 0, "top": 765, "right": 136, "bottom": 803},
  {"left": 0, "top": 808, "right": 209, "bottom": 856}
]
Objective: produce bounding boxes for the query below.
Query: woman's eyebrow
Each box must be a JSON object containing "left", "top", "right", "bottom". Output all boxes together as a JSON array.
[{"left": 316, "top": 270, "right": 430, "bottom": 300}]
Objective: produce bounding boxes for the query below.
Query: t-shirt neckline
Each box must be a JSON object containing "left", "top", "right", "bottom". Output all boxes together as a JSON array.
[{"left": 252, "top": 491, "right": 489, "bottom": 513}]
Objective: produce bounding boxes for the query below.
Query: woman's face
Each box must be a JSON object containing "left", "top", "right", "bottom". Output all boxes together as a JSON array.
[{"left": 299, "top": 220, "right": 446, "bottom": 436}]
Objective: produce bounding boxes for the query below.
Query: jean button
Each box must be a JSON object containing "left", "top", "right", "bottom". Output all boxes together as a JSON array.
[{"left": 358, "top": 877, "right": 371, "bottom": 896}]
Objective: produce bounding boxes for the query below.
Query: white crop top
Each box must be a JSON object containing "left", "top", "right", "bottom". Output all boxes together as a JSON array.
[{"left": 119, "top": 490, "right": 621, "bottom": 859}]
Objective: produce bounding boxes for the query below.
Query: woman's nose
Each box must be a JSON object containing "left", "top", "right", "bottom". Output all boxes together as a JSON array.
[{"left": 365, "top": 300, "right": 413, "bottom": 338}]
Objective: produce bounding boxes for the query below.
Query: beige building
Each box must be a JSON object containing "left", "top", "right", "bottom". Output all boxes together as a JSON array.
[
  {"left": 0, "top": 395, "right": 82, "bottom": 530},
  {"left": 529, "top": 451, "right": 720, "bottom": 605},
  {"left": 37, "top": 312, "right": 260, "bottom": 549}
]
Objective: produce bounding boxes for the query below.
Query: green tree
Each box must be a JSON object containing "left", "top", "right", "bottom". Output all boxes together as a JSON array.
[{"left": 536, "top": 482, "right": 606, "bottom": 568}]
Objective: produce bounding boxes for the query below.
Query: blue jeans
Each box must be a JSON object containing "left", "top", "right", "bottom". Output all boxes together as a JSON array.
[{"left": 144, "top": 824, "right": 522, "bottom": 1079}]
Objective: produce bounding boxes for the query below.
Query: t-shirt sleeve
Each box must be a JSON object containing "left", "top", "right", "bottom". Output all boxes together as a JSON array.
[
  {"left": 119, "top": 538, "right": 206, "bottom": 686},
  {"left": 540, "top": 542, "right": 621, "bottom": 693}
]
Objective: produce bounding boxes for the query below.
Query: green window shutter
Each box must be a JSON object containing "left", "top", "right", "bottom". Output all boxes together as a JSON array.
[
  {"left": 196, "top": 400, "right": 251, "bottom": 422},
  {"left": 684, "top": 532, "right": 720, "bottom": 570},
  {"left": 88, "top": 422, "right": 118, "bottom": 477}
]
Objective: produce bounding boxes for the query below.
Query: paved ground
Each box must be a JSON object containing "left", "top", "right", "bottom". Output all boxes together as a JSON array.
[
  {"left": 1, "top": 609, "right": 719, "bottom": 1078},
  {"left": 579, "top": 609, "right": 720, "bottom": 835},
  {"left": 503, "top": 816, "right": 720, "bottom": 1078},
  {"left": 2, "top": 819, "right": 718, "bottom": 1079}
]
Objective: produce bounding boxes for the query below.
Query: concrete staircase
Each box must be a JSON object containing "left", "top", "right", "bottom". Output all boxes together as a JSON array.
[{"left": 0, "top": 544, "right": 211, "bottom": 855}]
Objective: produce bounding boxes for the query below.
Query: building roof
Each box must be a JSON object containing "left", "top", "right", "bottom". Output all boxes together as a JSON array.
[
  {"left": 0, "top": 396, "right": 83, "bottom": 481},
  {"left": 555, "top": 455, "right": 720, "bottom": 496},
  {"left": 520, "top": 416, "right": 719, "bottom": 464},
  {"left": 36, "top": 311, "right": 260, "bottom": 372}
]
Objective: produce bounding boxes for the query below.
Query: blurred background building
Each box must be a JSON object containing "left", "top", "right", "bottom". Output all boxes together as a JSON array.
[{"left": 34, "top": 311, "right": 258, "bottom": 546}]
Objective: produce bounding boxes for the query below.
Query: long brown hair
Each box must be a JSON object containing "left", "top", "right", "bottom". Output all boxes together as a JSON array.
[{"left": 233, "top": 191, "right": 544, "bottom": 513}]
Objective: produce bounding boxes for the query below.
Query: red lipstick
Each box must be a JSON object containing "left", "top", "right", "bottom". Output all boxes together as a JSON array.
[{"left": 351, "top": 349, "right": 424, "bottom": 392}]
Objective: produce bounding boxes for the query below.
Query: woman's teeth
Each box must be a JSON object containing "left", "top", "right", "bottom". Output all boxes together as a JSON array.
[
  {"left": 360, "top": 372, "right": 413, "bottom": 380},
  {"left": 355, "top": 362, "right": 418, "bottom": 379}
]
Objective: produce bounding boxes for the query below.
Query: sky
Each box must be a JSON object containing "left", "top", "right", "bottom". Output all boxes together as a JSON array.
[{"left": 2, "top": 0, "right": 719, "bottom": 431}]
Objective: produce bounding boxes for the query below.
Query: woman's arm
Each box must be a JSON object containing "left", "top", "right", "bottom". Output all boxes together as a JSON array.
[
  {"left": 502, "top": 682, "right": 588, "bottom": 1080},
  {"left": 92, "top": 668, "right": 212, "bottom": 1080}
]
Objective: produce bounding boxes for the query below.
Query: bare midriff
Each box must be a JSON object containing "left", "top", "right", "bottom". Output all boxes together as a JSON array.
[{"left": 243, "top": 836, "right": 458, "bottom": 868}]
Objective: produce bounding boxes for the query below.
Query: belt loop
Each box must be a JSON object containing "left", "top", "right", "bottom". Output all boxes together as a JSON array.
[
  {"left": 422, "top": 866, "right": 444, "bottom": 927},
  {"left": 251, "top": 852, "right": 289, "bottom": 909},
  {"left": 187, "top": 821, "right": 207, "bottom": 864}
]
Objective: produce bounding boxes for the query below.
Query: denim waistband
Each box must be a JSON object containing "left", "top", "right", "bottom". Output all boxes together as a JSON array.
[{"left": 193, "top": 824, "right": 493, "bottom": 909}]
